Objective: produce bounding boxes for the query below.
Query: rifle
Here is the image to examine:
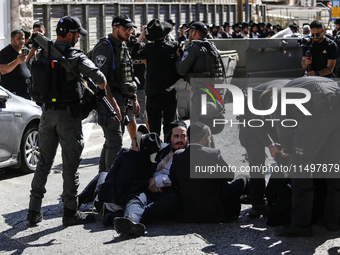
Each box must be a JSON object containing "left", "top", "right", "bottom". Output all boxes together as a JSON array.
[{"left": 34, "top": 33, "right": 119, "bottom": 122}]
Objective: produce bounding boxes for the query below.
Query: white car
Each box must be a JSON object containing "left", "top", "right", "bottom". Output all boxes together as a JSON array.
[{"left": 0, "top": 86, "right": 41, "bottom": 173}]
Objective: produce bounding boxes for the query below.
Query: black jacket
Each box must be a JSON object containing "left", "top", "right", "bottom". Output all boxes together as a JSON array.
[
  {"left": 169, "top": 144, "right": 239, "bottom": 223},
  {"left": 131, "top": 40, "right": 181, "bottom": 97},
  {"left": 98, "top": 148, "right": 157, "bottom": 206}
]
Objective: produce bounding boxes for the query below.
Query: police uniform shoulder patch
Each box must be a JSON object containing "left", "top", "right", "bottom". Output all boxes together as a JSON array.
[
  {"left": 82, "top": 59, "right": 96, "bottom": 68},
  {"left": 95, "top": 55, "right": 106, "bottom": 68},
  {"left": 181, "top": 51, "right": 189, "bottom": 61}
]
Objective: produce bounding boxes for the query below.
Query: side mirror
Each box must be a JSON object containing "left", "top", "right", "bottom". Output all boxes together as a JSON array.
[{"left": 0, "top": 89, "right": 9, "bottom": 108}]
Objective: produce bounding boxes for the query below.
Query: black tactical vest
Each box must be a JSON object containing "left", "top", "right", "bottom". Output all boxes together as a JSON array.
[
  {"left": 31, "top": 47, "right": 83, "bottom": 103},
  {"left": 184, "top": 40, "right": 225, "bottom": 83}
]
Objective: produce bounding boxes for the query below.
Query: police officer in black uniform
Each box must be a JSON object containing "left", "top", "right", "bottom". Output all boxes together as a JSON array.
[
  {"left": 302, "top": 20, "right": 337, "bottom": 77},
  {"left": 239, "top": 80, "right": 289, "bottom": 218},
  {"left": 176, "top": 22, "right": 225, "bottom": 135},
  {"left": 92, "top": 15, "right": 140, "bottom": 173},
  {"left": 27, "top": 16, "right": 107, "bottom": 226},
  {"left": 267, "top": 77, "right": 340, "bottom": 236}
]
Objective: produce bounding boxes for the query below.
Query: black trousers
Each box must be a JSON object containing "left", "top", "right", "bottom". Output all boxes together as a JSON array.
[
  {"left": 146, "top": 89, "right": 177, "bottom": 137},
  {"left": 239, "top": 125, "right": 266, "bottom": 206}
]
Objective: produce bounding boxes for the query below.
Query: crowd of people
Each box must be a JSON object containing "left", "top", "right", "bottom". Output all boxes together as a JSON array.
[{"left": 1, "top": 14, "right": 340, "bottom": 239}]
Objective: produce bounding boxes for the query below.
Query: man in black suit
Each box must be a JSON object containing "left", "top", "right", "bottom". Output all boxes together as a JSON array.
[
  {"left": 131, "top": 19, "right": 181, "bottom": 137},
  {"left": 169, "top": 122, "right": 248, "bottom": 223},
  {"left": 113, "top": 121, "right": 188, "bottom": 237}
]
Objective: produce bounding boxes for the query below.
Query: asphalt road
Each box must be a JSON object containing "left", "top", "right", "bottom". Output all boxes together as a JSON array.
[{"left": 1, "top": 104, "right": 340, "bottom": 255}]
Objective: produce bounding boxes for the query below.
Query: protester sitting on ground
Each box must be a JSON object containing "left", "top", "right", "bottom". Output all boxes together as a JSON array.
[
  {"left": 113, "top": 120, "right": 188, "bottom": 237},
  {"left": 169, "top": 122, "right": 249, "bottom": 223},
  {"left": 78, "top": 125, "right": 161, "bottom": 226}
]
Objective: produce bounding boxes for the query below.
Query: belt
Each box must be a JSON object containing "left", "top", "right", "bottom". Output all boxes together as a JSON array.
[{"left": 44, "top": 103, "right": 72, "bottom": 111}]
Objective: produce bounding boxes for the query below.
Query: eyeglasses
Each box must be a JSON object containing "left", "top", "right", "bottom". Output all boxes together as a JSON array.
[
  {"left": 119, "top": 26, "right": 133, "bottom": 33},
  {"left": 311, "top": 33, "right": 321, "bottom": 38}
]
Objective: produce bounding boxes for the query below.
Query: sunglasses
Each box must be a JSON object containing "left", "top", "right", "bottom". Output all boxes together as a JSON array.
[{"left": 311, "top": 33, "right": 321, "bottom": 37}]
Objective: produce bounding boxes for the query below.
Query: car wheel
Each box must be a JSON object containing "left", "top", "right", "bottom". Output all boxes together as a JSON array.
[{"left": 20, "top": 125, "right": 39, "bottom": 173}]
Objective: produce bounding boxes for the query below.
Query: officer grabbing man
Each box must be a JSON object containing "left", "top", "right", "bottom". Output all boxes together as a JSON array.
[
  {"left": 91, "top": 15, "right": 140, "bottom": 173},
  {"left": 27, "top": 16, "right": 107, "bottom": 226},
  {"left": 301, "top": 20, "right": 337, "bottom": 77}
]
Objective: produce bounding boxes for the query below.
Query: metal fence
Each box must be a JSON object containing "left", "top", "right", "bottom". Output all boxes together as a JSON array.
[
  {"left": 34, "top": 0, "right": 238, "bottom": 4},
  {"left": 33, "top": 2, "right": 266, "bottom": 52}
]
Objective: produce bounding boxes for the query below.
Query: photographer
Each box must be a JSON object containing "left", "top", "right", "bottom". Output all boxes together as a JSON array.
[{"left": 301, "top": 20, "right": 337, "bottom": 77}]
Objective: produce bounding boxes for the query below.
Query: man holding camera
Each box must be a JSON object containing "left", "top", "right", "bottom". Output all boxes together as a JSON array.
[
  {"left": 0, "top": 29, "right": 31, "bottom": 99},
  {"left": 301, "top": 20, "right": 337, "bottom": 77},
  {"left": 92, "top": 15, "right": 140, "bottom": 173}
]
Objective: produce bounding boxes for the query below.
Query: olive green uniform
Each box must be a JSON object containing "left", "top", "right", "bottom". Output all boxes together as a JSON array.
[{"left": 29, "top": 41, "right": 106, "bottom": 212}]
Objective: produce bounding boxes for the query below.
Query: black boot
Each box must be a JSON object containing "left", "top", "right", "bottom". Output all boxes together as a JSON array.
[
  {"left": 27, "top": 210, "right": 43, "bottom": 226},
  {"left": 113, "top": 217, "right": 145, "bottom": 237},
  {"left": 62, "top": 206, "right": 95, "bottom": 226}
]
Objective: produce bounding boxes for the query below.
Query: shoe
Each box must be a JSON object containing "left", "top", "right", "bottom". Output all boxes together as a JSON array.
[
  {"left": 62, "top": 211, "right": 95, "bottom": 226},
  {"left": 27, "top": 210, "right": 43, "bottom": 225},
  {"left": 248, "top": 204, "right": 270, "bottom": 218},
  {"left": 248, "top": 208, "right": 261, "bottom": 218},
  {"left": 275, "top": 225, "right": 313, "bottom": 237},
  {"left": 326, "top": 222, "right": 339, "bottom": 231},
  {"left": 113, "top": 217, "right": 145, "bottom": 237}
]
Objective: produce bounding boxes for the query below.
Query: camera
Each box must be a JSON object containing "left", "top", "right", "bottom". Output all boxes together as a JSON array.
[
  {"left": 21, "top": 47, "right": 29, "bottom": 56},
  {"left": 297, "top": 36, "right": 313, "bottom": 47}
]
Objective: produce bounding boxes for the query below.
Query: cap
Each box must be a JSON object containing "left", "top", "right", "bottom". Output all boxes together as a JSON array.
[
  {"left": 112, "top": 15, "right": 137, "bottom": 28},
  {"left": 57, "top": 16, "right": 87, "bottom": 36},
  {"left": 185, "top": 21, "right": 208, "bottom": 34}
]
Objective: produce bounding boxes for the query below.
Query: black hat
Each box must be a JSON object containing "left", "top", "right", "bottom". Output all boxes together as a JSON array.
[
  {"left": 180, "top": 23, "right": 188, "bottom": 29},
  {"left": 251, "top": 23, "right": 259, "bottom": 29},
  {"left": 136, "top": 125, "right": 161, "bottom": 163},
  {"left": 167, "top": 19, "right": 176, "bottom": 26},
  {"left": 259, "top": 22, "right": 266, "bottom": 28},
  {"left": 145, "top": 19, "right": 172, "bottom": 41},
  {"left": 57, "top": 16, "right": 87, "bottom": 36},
  {"left": 266, "top": 22, "right": 272, "bottom": 28},
  {"left": 335, "top": 19, "right": 340, "bottom": 25},
  {"left": 242, "top": 22, "right": 249, "bottom": 29},
  {"left": 112, "top": 15, "right": 137, "bottom": 28},
  {"left": 289, "top": 24, "right": 298, "bottom": 31},
  {"left": 223, "top": 22, "right": 230, "bottom": 28},
  {"left": 185, "top": 21, "right": 208, "bottom": 34},
  {"left": 232, "top": 23, "right": 241, "bottom": 30}
]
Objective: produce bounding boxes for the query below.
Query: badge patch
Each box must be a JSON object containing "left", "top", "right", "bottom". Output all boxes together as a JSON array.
[
  {"left": 82, "top": 59, "right": 96, "bottom": 68},
  {"left": 95, "top": 55, "right": 106, "bottom": 67},
  {"left": 181, "top": 51, "right": 189, "bottom": 61}
]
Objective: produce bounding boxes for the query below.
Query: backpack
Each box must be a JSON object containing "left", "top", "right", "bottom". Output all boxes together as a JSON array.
[
  {"left": 30, "top": 51, "right": 60, "bottom": 103},
  {"left": 30, "top": 47, "right": 83, "bottom": 104}
]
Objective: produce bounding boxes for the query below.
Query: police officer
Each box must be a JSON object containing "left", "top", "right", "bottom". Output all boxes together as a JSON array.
[
  {"left": 175, "top": 21, "right": 225, "bottom": 133},
  {"left": 239, "top": 80, "right": 288, "bottom": 218},
  {"left": 302, "top": 20, "right": 337, "bottom": 77},
  {"left": 27, "top": 16, "right": 107, "bottom": 226},
  {"left": 268, "top": 77, "right": 340, "bottom": 236},
  {"left": 92, "top": 15, "right": 140, "bottom": 173}
]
